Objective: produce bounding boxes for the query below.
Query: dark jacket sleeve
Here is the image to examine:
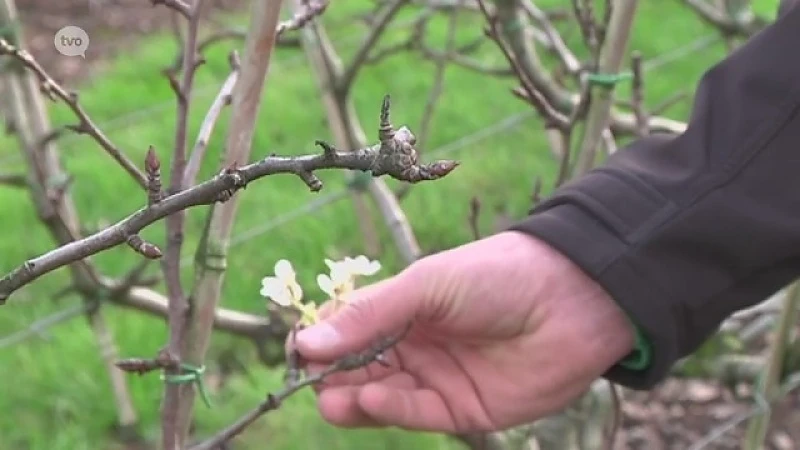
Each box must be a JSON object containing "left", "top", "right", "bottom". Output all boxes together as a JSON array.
[{"left": 508, "top": 6, "right": 800, "bottom": 390}]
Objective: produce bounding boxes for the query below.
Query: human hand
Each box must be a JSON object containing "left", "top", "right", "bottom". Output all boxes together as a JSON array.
[{"left": 293, "top": 231, "right": 635, "bottom": 433}]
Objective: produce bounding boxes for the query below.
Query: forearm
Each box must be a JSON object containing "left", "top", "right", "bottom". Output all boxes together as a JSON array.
[{"left": 509, "top": 6, "right": 800, "bottom": 389}]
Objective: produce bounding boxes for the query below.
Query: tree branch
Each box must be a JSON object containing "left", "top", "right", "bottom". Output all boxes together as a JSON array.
[
  {"left": 0, "top": 171, "right": 26, "bottom": 188},
  {"left": 152, "top": 0, "right": 191, "bottom": 18},
  {"left": 336, "top": 0, "right": 408, "bottom": 94},
  {"left": 572, "top": 0, "right": 639, "bottom": 176},
  {"left": 159, "top": 1, "right": 210, "bottom": 447},
  {"left": 183, "top": 53, "right": 240, "bottom": 188},
  {"left": 175, "top": 0, "right": 286, "bottom": 442},
  {"left": 0, "top": 121, "right": 458, "bottom": 301},
  {"left": 190, "top": 324, "right": 410, "bottom": 450},
  {"left": 0, "top": 38, "right": 148, "bottom": 189}
]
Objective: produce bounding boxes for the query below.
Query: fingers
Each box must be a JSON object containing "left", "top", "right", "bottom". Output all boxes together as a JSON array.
[
  {"left": 295, "top": 268, "right": 427, "bottom": 362},
  {"left": 317, "top": 373, "right": 416, "bottom": 428},
  {"left": 317, "top": 374, "right": 458, "bottom": 432}
]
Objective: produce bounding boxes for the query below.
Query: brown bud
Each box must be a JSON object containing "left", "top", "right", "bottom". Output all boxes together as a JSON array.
[
  {"left": 126, "top": 234, "right": 163, "bottom": 259},
  {"left": 145, "top": 146, "right": 160, "bottom": 172},
  {"left": 428, "top": 160, "right": 460, "bottom": 177}
]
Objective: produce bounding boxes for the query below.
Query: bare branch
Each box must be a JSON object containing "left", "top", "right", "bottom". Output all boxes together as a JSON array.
[
  {"left": 196, "top": 29, "right": 301, "bottom": 56},
  {"left": 0, "top": 120, "right": 457, "bottom": 299},
  {"left": 160, "top": 2, "right": 210, "bottom": 446},
  {"left": 337, "top": 0, "right": 408, "bottom": 94},
  {"left": 0, "top": 38, "right": 148, "bottom": 189},
  {"left": 183, "top": 55, "right": 240, "bottom": 187},
  {"left": 521, "top": 0, "right": 581, "bottom": 74},
  {"left": 650, "top": 90, "right": 688, "bottom": 116},
  {"left": 0, "top": 171, "right": 26, "bottom": 188},
  {"left": 114, "top": 286, "right": 285, "bottom": 344},
  {"left": 742, "top": 280, "right": 800, "bottom": 448},
  {"left": 630, "top": 51, "right": 648, "bottom": 137},
  {"left": 151, "top": 0, "right": 191, "bottom": 18},
  {"left": 277, "top": 0, "right": 329, "bottom": 36},
  {"left": 190, "top": 324, "right": 411, "bottom": 450},
  {"left": 477, "top": 0, "right": 569, "bottom": 131},
  {"left": 468, "top": 196, "right": 482, "bottom": 240},
  {"left": 682, "top": 0, "right": 766, "bottom": 37},
  {"left": 300, "top": 9, "right": 422, "bottom": 263},
  {"left": 418, "top": 2, "right": 461, "bottom": 152},
  {"left": 573, "top": 0, "right": 639, "bottom": 176},
  {"left": 419, "top": 45, "right": 513, "bottom": 76},
  {"left": 175, "top": 0, "right": 287, "bottom": 441}
]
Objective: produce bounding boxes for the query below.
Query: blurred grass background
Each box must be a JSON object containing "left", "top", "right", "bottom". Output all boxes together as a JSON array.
[{"left": 0, "top": 0, "right": 782, "bottom": 448}]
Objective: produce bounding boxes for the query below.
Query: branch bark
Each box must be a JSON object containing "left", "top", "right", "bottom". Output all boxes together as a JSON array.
[
  {"left": 299, "top": 1, "right": 423, "bottom": 264},
  {"left": 175, "top": 0, "right": 285, "bottom": 442},
  {"left": 573, "top": 0, "right": 639, "bottom": 176},
  {"left": 158, "top": 2, "right": 209, "bottom": 447},
  {"left": 1, "top": 0, "right": 139, "bottom": 436},
  {"left": 0, "top": 141, "right": 455, "bottom": 302}
]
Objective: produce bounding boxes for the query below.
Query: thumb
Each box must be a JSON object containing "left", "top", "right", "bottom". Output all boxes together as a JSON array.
[{"left": 295, "top": 268, "right": 425, "bottom": 361}]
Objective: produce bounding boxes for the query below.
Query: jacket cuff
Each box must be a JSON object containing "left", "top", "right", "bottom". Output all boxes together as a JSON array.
[
  {"left": 508, "top": 198, "right": 681, "bottom": 389},
  {"left": 619, "top": 320, "right": 653, "bottom": 371}
]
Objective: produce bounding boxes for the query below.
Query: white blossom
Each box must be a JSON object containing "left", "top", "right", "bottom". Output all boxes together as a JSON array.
[
  {"left": 317, "top": 255, "right": 381, "bottom": 299},
  {"left": 260, "top": 259, "right": 303, "bottom": 307}
]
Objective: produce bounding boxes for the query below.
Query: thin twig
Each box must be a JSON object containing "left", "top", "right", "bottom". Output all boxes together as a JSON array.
[
  {"left": 418, "top": 2, "right": 461, "bottom": 153},
  {"left": 0, "top": 171, "right": 26, "bottom": 187},
  {"left": 476, "top": 0, "right": 569, "bottom": 131},
  {"left": 276, "top": 0, "right": 329, "bottom": 36},
  {"left": 190, "top": 324, "right": 411, "bottom": 450},
  {"left": 183, "top": 54, "right": 240, "bottom": 187},
  {"left": 630, "top": 51, "right": 648, "bottom": 137},
  {"left": 682, "top": 0, "right": 765, "bottom": 37},
  {"left": 337, "top": 0, "right": 408, "bottom": 94},
  {"left": 0, "top": 38, "right": 148, "bottom": 188},
  {"left": 468, "top": 196, "right": 482, "bottom": 240},
  {"left": 152, "top": 0, "right": 191, "bottom": 18}
]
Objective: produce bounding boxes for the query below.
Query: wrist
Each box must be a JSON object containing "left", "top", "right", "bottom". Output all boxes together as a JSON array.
[{"left": 503, "top": 231, "right": 637, "bottom": 366}]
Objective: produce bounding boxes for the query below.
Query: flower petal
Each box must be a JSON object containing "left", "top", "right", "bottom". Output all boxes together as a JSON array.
[
  {"left": 317, "top": 274, "right": 335, "bottom": 298},
  {"left": 329, "top": 264, "right": 351, "bottom": 285},
  {"left": 274, "top": 259, "right": 295, "bottom": 280},
  {"left": 349, "top": 255, "right": 381, "bottom": 276},
  {"left": 260, "top": 276, "right": 279, "bottom": 292},
  {"left": 260, "top": 277, "right": 293, "bottom": 306}
]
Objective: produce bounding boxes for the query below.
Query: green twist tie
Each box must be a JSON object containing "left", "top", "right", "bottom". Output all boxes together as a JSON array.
[
  {"left": 586, "top": 71, "right": 633, "bottom": 88},
  {"left": 161, "top": 363, "right": 212, "bottom": 408},
  {"left": 347, "top": 170, "right": 373, "bottom": 192}
]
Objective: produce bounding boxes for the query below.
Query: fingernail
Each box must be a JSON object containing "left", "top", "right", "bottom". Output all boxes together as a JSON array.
[{"left": 296, "top": 322, "right": 341, "bottom": 351}]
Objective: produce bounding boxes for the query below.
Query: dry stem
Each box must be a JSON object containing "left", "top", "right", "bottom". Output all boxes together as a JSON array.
[
  {"left": 0, "top": 38, "right": 148, "bottom": 188},
  {"left": 190, "top": 324, "right": 410, "bottom": 450}
]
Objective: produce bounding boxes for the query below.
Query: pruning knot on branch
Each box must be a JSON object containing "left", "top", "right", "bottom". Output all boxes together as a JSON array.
[{"left": 316, "top": 95, "right": 459, "bottom": 184}]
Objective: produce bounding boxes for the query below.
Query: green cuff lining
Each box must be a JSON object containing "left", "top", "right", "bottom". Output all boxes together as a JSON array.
[{"left": 618, "top": 317, "right": 652, "bottom": 371}]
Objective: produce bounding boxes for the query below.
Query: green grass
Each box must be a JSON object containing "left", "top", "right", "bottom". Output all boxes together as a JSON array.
[{"left": 0, "top": 1, "right": 781, "bottom": 449}]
